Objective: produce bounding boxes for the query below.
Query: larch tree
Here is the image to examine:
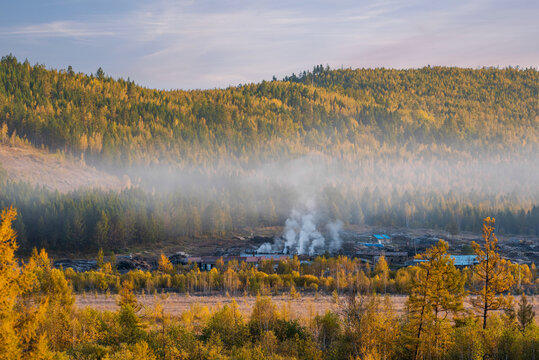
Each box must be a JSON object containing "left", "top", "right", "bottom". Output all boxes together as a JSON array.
[
  {"left": 117, "top": 279, "right": 141, "bottom": 312},
  {"left": 340, "top": 293, "right": 398, "bottom": 360},
  {"left": 202, "top": 300, "right": 248, "bottom": 349},
  {"left": 470, "top": 217, "right": 514, "bottom": 330},
  {"left": 158, "top": 253, "right": 173, "bottom": 274},
  {"left": 406, "top": 239, "right": 465, "bottom": 360},
  {"left": 28, "top": 247, "right": 75, "bottom": 351},
  {"left": 0, "top": 207, "right": 54, "bottom": 359},
  {"left": 374, "top": 255, "right": 390, "bottom": 293},
  {"left": 0, "top": 206, "right": 23, "bottom": 358}
]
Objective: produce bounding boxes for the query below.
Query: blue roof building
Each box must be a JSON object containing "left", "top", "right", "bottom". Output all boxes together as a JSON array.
[
  {"left": 372, "top": 234, "right": 391, "bottom": 244},
  {"left": 364, "top": 243, "right": 384, "bottom": 248},
  {"left": 450, "top": 255, "right": 478, "bottom": 266},
  {"left": 405, "top": 255, "right": 478, "bottom": 267}
]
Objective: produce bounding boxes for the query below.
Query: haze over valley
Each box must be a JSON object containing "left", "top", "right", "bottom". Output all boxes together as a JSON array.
[
  {"left": 1, "top": 0, "right": 539, "bottom": 357},
  {"left": 0, "top": 58, "right": 538, "bottom": 255}
]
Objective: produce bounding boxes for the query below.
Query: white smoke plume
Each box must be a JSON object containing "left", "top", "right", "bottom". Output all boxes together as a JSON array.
[
  {"left": 326, "top": 220, "right": 343, "bottom": 253},
  {"left": 256, "top": 242, "right": 275, "bottom": 253},
  {"left": 258, "top": 208, "right": 343, "bottom": 255}
]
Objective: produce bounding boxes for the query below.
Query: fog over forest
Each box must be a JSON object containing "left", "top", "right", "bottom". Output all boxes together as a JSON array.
[
  {"left": 1, "top": 0, "right": 539, "bottom": 357},
  {"left": 1, "top": 58, "right": 538, "bottom": 253}
]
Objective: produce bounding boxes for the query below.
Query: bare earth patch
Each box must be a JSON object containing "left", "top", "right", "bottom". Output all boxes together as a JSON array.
[{"left": 0, "top": 143, "right": 124, "bottom": 192}]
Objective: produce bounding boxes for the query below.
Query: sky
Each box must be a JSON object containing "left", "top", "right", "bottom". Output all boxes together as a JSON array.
[{"left": 1, "top": 0, "right": 538, "bottom": 89}]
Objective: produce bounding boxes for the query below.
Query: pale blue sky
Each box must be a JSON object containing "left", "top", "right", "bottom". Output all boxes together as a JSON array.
[{"left": 1, "top": 0, "right": 537, "bottom": 89}]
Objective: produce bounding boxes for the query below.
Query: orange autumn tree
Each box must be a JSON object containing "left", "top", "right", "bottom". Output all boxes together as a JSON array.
[
  {"left": 158, "top": 253, "right": 174, "bottom": 274},
  {"left": 471, "top": 217, "right": 514, "bottom": 330},
  {"left": 0, "top": 207, "right": 55, "bottom": 359}
]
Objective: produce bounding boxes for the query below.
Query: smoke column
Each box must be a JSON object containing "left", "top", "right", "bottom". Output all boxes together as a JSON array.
[
  {"left": 257, "top": 209, "right": 343, "bottom": 255},
  {"left": 326, "top": 220, "right": 343, "bottom": 253}
]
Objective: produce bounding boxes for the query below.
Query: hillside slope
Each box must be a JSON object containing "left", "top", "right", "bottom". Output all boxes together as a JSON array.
[{"left": 0, "top": 141, "right": 123, "bottom": 192}]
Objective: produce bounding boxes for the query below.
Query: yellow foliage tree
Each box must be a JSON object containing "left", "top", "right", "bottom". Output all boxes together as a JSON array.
[
  {"left": 158, "top": 253, "right": 173, "bottom": 274},
  {"left": 117, "top": 280, "right": 141, "bottom": 312},
  {"left": 0, "top": 207, "right": 55, "bottom": 359},
  {"left": 471, "top": 217, "right": 514, "bottom": 329},
  {"left": 341, "top": 293, "right": 398, "bottom": 359},
  {"left": 28, "top": 248, "right": 75, "bottom": 352},
  {"left": 374, "top": 255, "right": 389, "bottom": 293},
  {"left": 406, "top": 240, "right": 465, "bottom": 360}
]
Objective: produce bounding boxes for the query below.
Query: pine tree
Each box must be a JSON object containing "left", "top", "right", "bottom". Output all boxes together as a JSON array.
[
  {"left": 116, "top": 280, "right": 144, "bottom": 345},
  {"left": 96, "top": 248, "right": 104, "bottom": 270},
  {"left": 94, "top": 211, "right": 110, "bottom": 249},
  {"left": 471, "top": 217, "right": 514, "bottom": 329}
]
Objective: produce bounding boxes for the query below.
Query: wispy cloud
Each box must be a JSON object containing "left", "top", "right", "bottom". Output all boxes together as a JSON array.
[
  {"left": 4, "top": 20, "right": 114, "bottom": 38},
  {"left": 0, "top": 0, "right": 537, "bottom": 89}
]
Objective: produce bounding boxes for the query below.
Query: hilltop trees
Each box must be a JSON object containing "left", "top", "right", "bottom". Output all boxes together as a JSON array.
[
  {"left": 1, "top": 56, "right": 538, "bottom": 168},
  {"left": 471, "top": 217, "right": 514, "bottom": 329}
]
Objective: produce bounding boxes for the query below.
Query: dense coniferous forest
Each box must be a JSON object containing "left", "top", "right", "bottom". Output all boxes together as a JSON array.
[
  {"left": 0, "top": 55, "right": 538, "bottom": 254},
  {"left": 1, "top": 179, "right": 539, "bottom": 254}
]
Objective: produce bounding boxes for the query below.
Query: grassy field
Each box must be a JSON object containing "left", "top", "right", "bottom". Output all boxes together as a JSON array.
[
  {"left": 76, "top": 294, "right": 538, "bottom": 321},
  {"left": 76, "top": 293, "right": 352, "bottom": 319}
]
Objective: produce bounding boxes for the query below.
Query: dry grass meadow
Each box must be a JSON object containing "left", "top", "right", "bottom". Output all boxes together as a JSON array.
[{"left": 76, "top": 293, "right": 539, "bottom": 321}]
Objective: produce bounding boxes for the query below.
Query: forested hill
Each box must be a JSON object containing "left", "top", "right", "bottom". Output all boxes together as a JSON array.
[
  {"left": 1, "top": 56, "right": 539, "bottom": 254},
  {"left": 0, "top": 55, "right": 537, "bottom": 168}
]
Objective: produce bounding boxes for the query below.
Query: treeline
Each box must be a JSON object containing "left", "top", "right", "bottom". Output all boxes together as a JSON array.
[
  {"left": 1, "top": 180, "right": 539, "bottom": 254},
  {"left": 2, "top": 208, "right": 538, "bottom": 359},
  {"left": 1, "top": 55, "right": 538, "bottom": 168},
  {"left": 66, "top": 249, "right": 538, "bottom": 296}
]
